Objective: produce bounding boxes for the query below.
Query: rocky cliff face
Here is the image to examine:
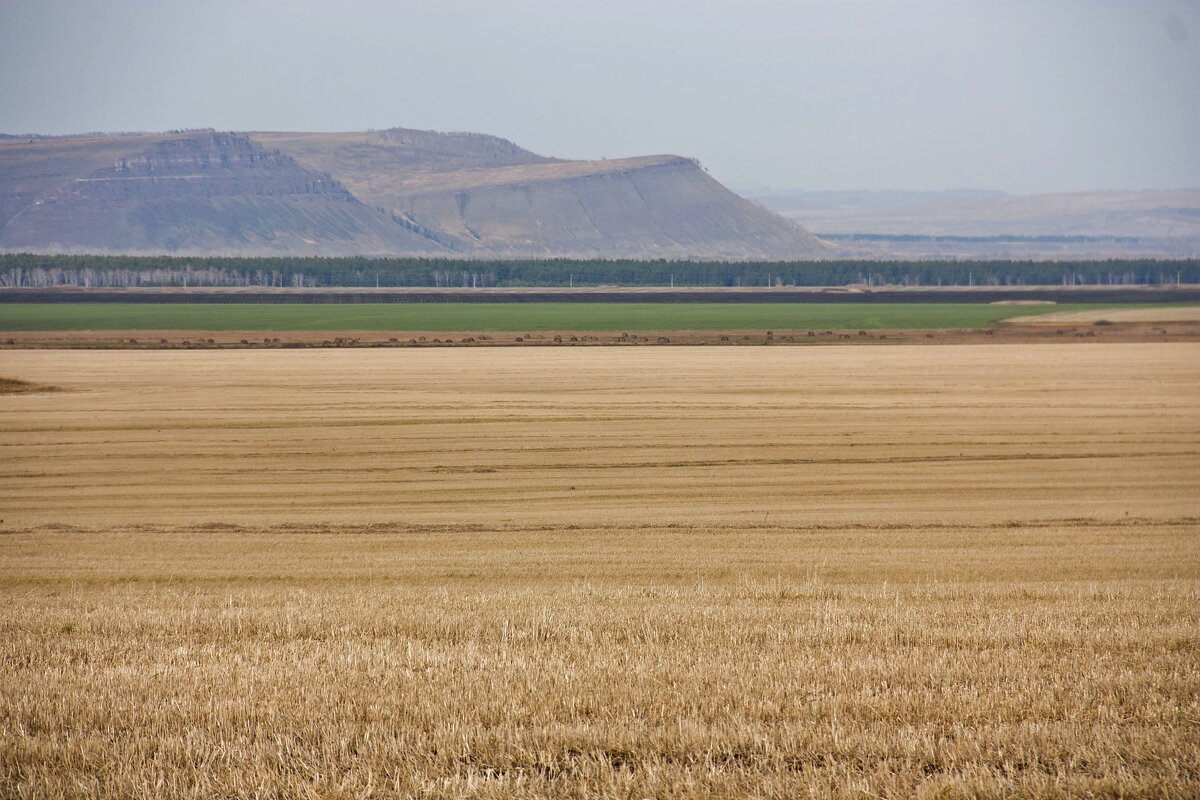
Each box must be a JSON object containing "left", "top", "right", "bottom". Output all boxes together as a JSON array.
[
  {"left": 0, "top": 128, "right": 831, "bottom": 259},
  {"left": 0, "top": 133, "right": 443, "bottom": 255}
]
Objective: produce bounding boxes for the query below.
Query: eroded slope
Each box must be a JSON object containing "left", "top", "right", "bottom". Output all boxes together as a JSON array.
[{"left": 250, "top": 130, "right": 828, "bottom": 258}]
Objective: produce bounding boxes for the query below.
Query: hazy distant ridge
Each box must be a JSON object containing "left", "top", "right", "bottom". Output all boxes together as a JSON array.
[{"left": 753, "top": 188, "right": 1200, "bottom": 259}]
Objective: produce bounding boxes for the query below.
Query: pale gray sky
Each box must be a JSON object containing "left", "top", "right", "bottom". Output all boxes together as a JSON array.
[{"left": 1, "top": 0, "right": 1196, "bottom": 193}]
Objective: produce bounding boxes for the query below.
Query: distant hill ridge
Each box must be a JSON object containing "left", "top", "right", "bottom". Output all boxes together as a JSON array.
[
  {"left": 753, "top": 186, "right": 1200, "bottom": 259},
  {"left": 0, "top": 127, "right": 830, "bottom": 259}
]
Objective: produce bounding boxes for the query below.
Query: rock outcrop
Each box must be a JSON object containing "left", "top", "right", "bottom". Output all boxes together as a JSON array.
[{"left": 0, "top": 132, "right": 442, "bottom": 255}]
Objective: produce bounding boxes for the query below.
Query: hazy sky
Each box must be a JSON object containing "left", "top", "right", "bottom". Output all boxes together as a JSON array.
[{"left": 1, "top": 0, "right": 1196, "bottom": 194}]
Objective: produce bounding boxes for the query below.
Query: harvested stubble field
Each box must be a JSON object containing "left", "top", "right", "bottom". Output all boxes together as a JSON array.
[{"left": 1, "top": 345, "right": 1198, "bottom": 798}]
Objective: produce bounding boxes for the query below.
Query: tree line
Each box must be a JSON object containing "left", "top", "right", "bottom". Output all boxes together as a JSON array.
[{"left": 0, "top": 253, "right": 1196, "bottom": 289}]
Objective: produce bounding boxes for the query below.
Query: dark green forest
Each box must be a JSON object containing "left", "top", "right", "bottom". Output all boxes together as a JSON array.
[{"left": 1, "top": 253, "right": 1196, "bottom": 289}]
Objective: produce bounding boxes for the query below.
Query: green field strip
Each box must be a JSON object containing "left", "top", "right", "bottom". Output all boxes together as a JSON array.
[{"left": 0, "top": 302, "right": 1185, "bottom": 332}]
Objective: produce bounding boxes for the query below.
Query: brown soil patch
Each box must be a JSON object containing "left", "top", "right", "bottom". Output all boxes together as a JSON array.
[{"left": 0, "top": 376, "right": 59, "bottom": 394}]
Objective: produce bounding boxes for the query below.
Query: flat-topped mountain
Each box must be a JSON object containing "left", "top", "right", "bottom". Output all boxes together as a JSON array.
[{"left": 0, "top": 128, "right": 830, "bottom": 259}]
